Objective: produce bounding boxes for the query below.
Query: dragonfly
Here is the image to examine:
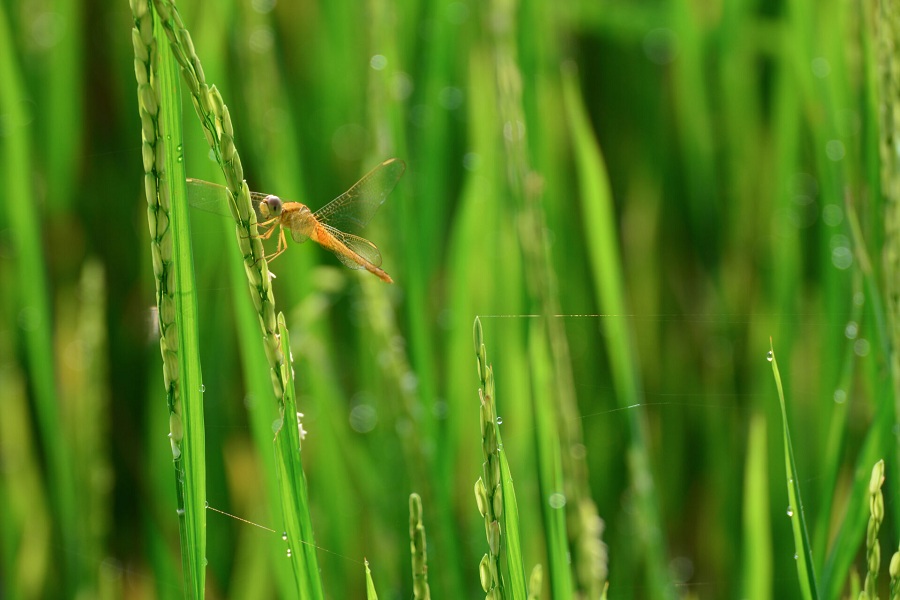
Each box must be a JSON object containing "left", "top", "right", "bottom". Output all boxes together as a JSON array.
[{"left": 186, "top": 158, "right": 405, "bottom": 283}]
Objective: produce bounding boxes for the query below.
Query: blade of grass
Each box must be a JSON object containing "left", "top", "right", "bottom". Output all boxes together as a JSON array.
[
  {"left": 499, "top": 444, "right": 527, "bottom": 597},
  {"left": 40, "top": 0, "right": 83, "bottom": 214},
  {"left": 132, "top": 0, "right": 208, "bottom": 593},
  {"left": 740, "top": 412, "right": 772, "bottom": 599},
  {"left": 812, "top": 272, "right": 862, "bottom": 570},
  {"left": 561, "top": 61, "right": 673, "bottom": 599},
  {"left": 0, "top": 332, "right": 51, "bottom": 597},
  {"left": 57, "top": 261, "right": 111, "bottom": 596},
  {"left": 489, "top": 0, "right": 607, "bottom": 592},
  {"left": 0, "top": 1, "right": 78, "bottom": 591},
  {"left": 365, "top": 560, "right": 378, "bottom": 600},
  {"left": 223, "top": 214, "right": 297, "bottom": 597},
  {"left": 527, "top": 322, "right": 573, "bottom": 599},
  {"left": 768, "top": 340, "right": 817, "bottom": 600},
  {"left": 154, "top": 14, "right": 209, "bottom": 596},
  {"left": 276, "top": 312, "right": 324, "bottom": 600}
]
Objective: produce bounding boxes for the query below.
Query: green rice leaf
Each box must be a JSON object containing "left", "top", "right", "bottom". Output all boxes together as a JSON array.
[
  {"left": 769, "top": 340, "right": 818, "bottom": 600},
  {"left": 527, "top": 324, "right": 572, "bottom": 599},
  {"left": 152, "top": 6, "right": 208, "bottom": 595},
  {"left": 365, "top": 560, "right": 378, "bottom": 600},
  {"left": 499, "top": 443, "right": 527, "bottom": 599},
  {"left": 275, "top": 312, "right": 324, "bottom": 600}
]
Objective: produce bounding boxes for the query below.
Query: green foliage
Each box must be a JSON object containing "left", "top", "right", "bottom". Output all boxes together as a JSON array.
[
  {"left": 769, "top": 342, "right": 818, "bottom": 599},
  {"left": 4, "top": 0, "right": 900, "bottom": 597}
]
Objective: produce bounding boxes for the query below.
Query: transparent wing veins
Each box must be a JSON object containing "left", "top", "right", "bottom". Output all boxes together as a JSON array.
[
  {"left": 320, "top": 224, "right": 383, "bottom": 269},
  {"left": 185, "top": 178, "right": 272, "bottom": 223},
  {"left": 313, "top": 158, "right": 406, "bottom": 233}
]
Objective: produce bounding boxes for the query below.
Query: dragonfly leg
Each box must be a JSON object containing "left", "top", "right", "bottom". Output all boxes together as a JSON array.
[
  {"left": 257, "top": 219, "right": 279, "bottom": 240},
  {"left": 264, "top": 228, "right": 289, "bottom": 263}
]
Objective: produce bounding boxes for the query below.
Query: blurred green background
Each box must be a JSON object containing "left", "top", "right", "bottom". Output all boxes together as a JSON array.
[{"left": 1, "top": 0, "right": 896, "bottom": 597}]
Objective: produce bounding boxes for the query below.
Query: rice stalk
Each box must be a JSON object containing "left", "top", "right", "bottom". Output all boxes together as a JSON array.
[
  {"left": 876, "top": 0, "right": 900, "bottom": 413},
  {"left": 526, "top": 564, "right": 542, "bottom": 600},
  {"left": 473, "top": 316, "right": 505, "bottom": 599},
  {"left": 861, "top": 460, "right": 884, "bottom": 599},
  {"left": 148, "top": 0, "right": 282, "bottom": 391},
  {"left": 409, "top": 493, "right": 431, "bottom": 600},
  {"left": 890, "top": 547, "right": 900, "bottom": 599},
  {"left": 484, "top": 0, "right": 607, "bottom": 594},
  {"left": 473, "top": 317, "right": 527, "bottom": 599},
  {"left": 875, "top": 0, "right": 900, "bottom": 551},
  {"left": 148, "top": 1, "right": 323, "bottom": 595},
  {"left": 131, "top": 0, "right": 208, "bottom": 594}
]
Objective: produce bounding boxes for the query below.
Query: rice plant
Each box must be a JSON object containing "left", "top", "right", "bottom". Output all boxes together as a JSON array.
[{"left": 3, "top": 0, "right": 900, "bottom": 597}]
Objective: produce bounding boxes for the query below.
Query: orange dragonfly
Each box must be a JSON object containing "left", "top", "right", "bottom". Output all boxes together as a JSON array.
[{"left": 187, "top": 158, "right": 405, "bottom": 283}]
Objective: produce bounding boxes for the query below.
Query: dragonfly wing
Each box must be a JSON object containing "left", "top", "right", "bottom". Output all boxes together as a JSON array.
[
  {"left": 320, "top": 224, "right": 383, "bottom": 269},
  {"left": 185, "top": 178, "right": 271, "bottom": 223},
  {"left": 313, "top": 158, "right": 406, "bottom": 233},
  {"left": 289, "top": 226, "right": 310, "bottom": 244},
  {"left": 186, "top": 178, "right": 233, "bottom": 217}
]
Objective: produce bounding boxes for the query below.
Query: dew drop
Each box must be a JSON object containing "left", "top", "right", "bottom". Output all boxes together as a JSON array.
[
  {"left": 282, "top": 532, "right": 288, "bottom": 541},
  {"left": 833, "top": 389, "right": 847, "bottom": 404},
  {"left": 826, "top": 139, "right": 845, "bottom": 161},
  {"left": 548, "top": 493, "right": 567, "bottom": 509},
  {"left": 811, "top": 57, "right": 830, "bottom": 78},
  {"left": 201, "top": 384, "right": 206, "bottom": 392},
  {"left": 176, "top": 508, "right": 185, "bottom": 516},
  {"left": 766, "top": 350, "right": 774, "bottom": 362},
  {"left": 786, "top": 505, "right": 794, "bottom": 517},
  {"left": 831, "top": 243, "right": 853, "bottom": 270},
  {"left": 794, "top": 553, "right": 798, "bottom": 560},
  {"left": 286, "top": 548, "right": 292, "bottom": 558},
  {"left": 822, "top": 203, "right": 843, "bottom": 226},
  {"left": 496, "top": 416, "right": 503, "bottom": 425}
]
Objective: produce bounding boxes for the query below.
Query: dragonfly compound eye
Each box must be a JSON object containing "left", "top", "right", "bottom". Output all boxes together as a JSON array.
[{"left": 263, "top": 195, "right": 283, "bottom": 217}]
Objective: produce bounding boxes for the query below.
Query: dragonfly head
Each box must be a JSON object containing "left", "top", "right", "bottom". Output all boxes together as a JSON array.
[{"left": 260, "top": 195, "right": 283, "bottom": 219}]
